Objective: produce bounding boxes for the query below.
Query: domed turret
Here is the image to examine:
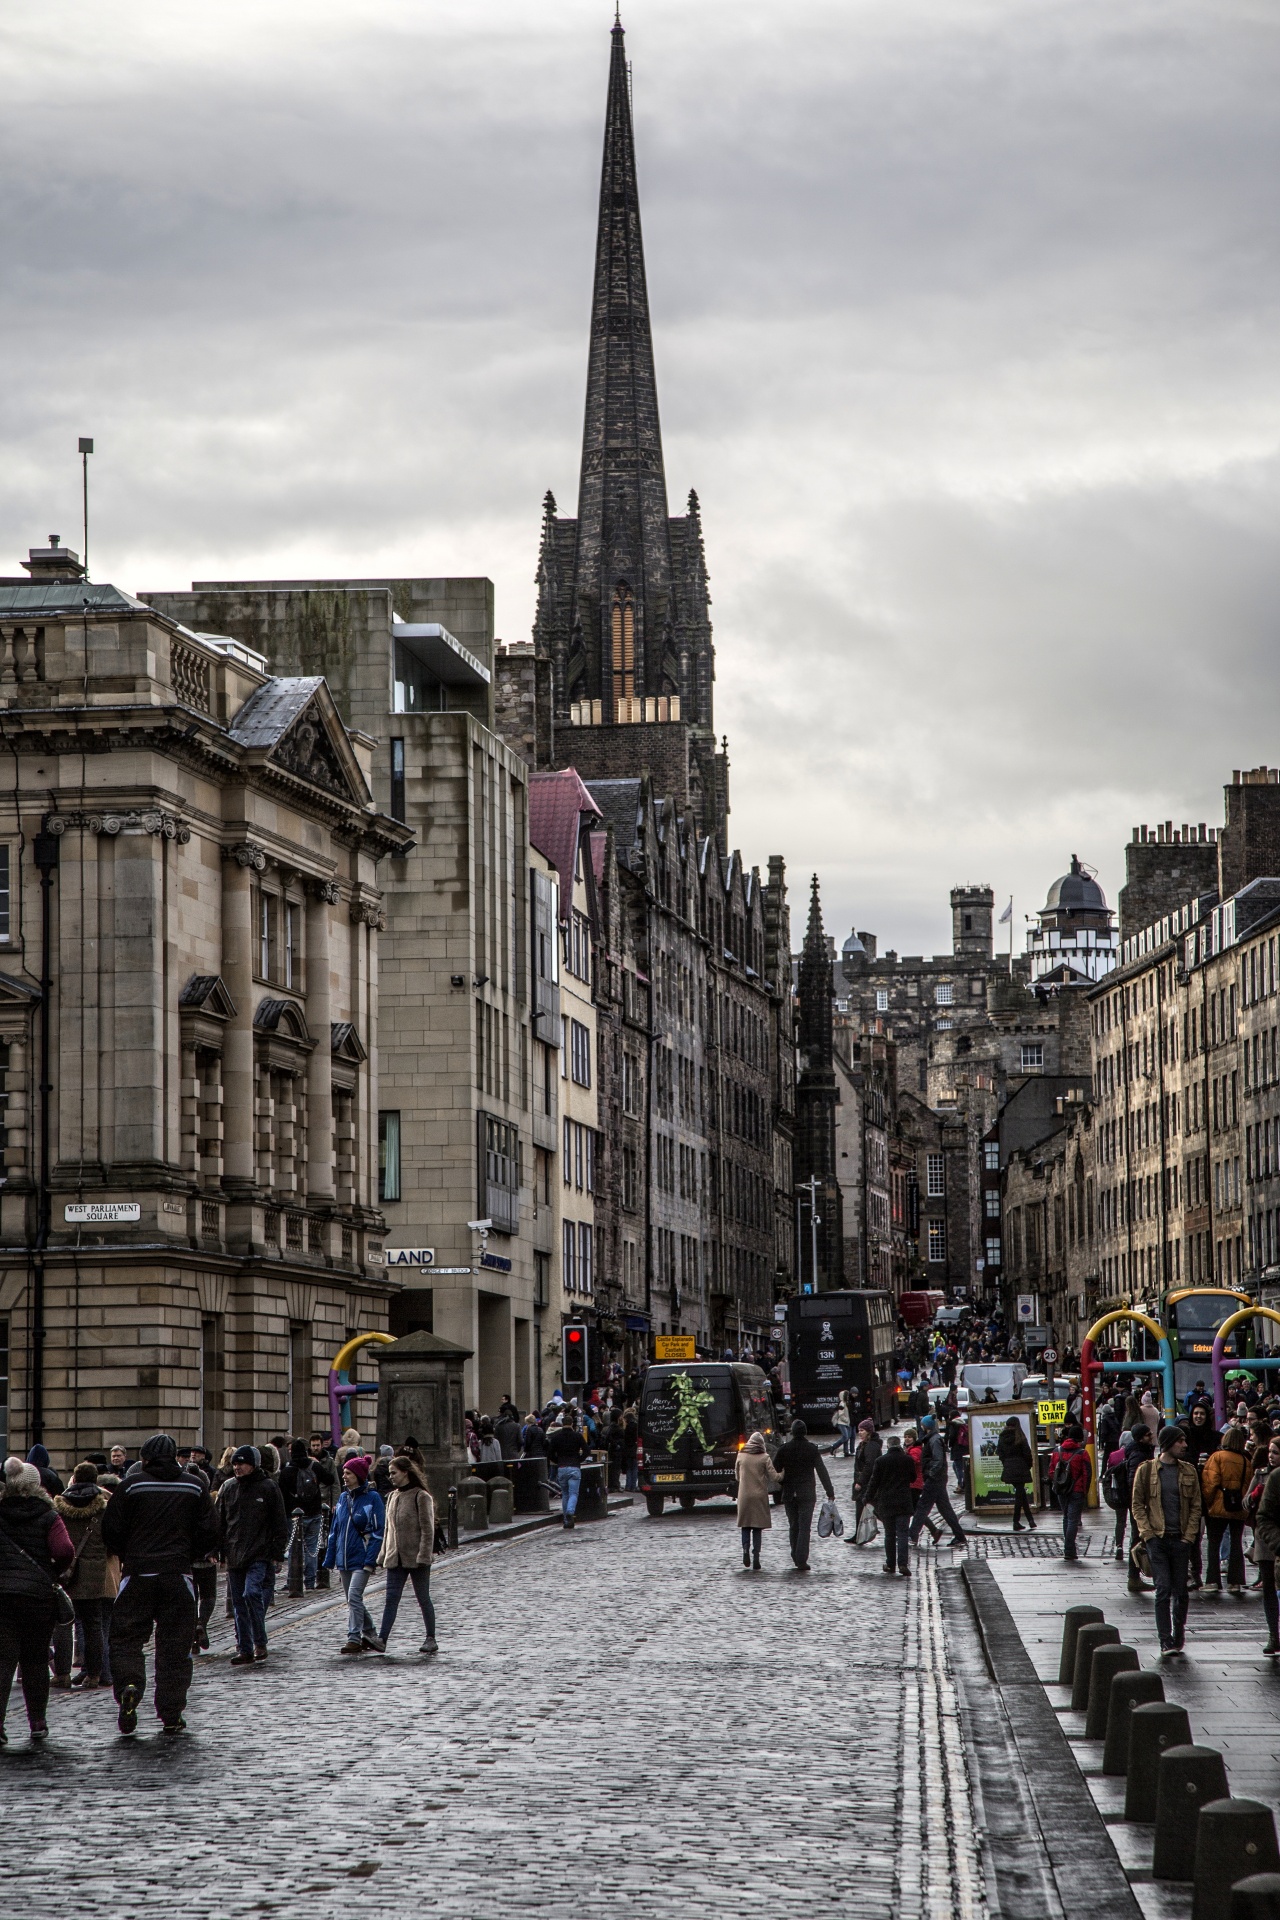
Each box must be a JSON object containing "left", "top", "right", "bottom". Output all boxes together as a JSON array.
[
  {"left": 1028, "top": 854, "right": 1117, "bottom": 984},
  {"left": 1043, "top": 855, "right": 1109, "bottom": 922}
]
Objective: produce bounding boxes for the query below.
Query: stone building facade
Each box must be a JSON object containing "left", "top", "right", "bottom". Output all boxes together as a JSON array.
[
  {"left": 832, "top": 1023, "right": 895, "bottom": 1291},
  {"left": 0, "top": 539, "right": 406, "bottom": 1462}
]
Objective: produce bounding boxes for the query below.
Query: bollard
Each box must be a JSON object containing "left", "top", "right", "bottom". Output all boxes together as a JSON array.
[
  {"left": 1194, "top": 1801, "right": 1280, "bottom": 1920},
  {"left": 1059, "top": 1603, "right": 1106, "bottom": 1685},
  {"left": 1085, "top": 1643, "right": 1139, "bottom": 1739},
  {"left": 1230, "top": 1873, "right": 1280, "bottom": 1918},
  {"left": 1103, "top": 1669, "right": 1165, "bottom": 1776},
  {"left": 1072, "top": 1622, "right": 1120, "bottom": 1711},
  {"left": 1153, "top": 1746, "right": 1230, "bottom": 1881},
  {"left": 457, "top": 1474, "right": 488, "bottom": 1531},
  {"left": 447, "top": 1484, "right": 458, "bottom": 1551},
  {"left": 1125, "top": 1701, "right": 1193, "bottom": 1821},
  {"left": 487, "top": 1476, "right": 514, "bottom": 1527}
]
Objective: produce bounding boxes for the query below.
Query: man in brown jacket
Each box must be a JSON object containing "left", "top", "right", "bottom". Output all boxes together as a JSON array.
[{"left": 1131, "top": 1425, "right": 1202, "bottom": 1656}]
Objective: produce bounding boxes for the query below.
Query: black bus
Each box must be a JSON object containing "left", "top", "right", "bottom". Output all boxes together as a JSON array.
[
  {"left": 785, "top": 1290, "right": 897, "bottom": 1430},
  {"left": 638, "top": 1362, "right": 778, "bottom": 1516}
]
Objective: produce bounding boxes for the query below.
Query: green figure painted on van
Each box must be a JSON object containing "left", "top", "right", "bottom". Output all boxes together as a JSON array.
[{"left": 666, "top": 1372, "right": 715, "bottom": 1455}]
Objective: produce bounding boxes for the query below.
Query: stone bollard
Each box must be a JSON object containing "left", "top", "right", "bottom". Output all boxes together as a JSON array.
[
  {"left": 1059, "top": 1603, "right": 1106, "bottom": 1684},
  {"left": 1194, "top": 1802, "right": 1280, "bottom": 1920},
  {"left": 487, "top": 1476, "right": 514, "bottom": 1527},
  {"left": 1125, "top": 1701, "right": 1193, "bottom": 1821},
  {"left": 1103, "top": 1670, "right": 1165, "bottom": 1776},
  {"left": 1230, "top": 1873, "right": 1280, "bottom": 1918},
  {"left": 1072, "top": 1622, "right": 1120, "bottom": 1711},
  {"left": 457, "top": 1474, "right": 489, "bottom": 1531},
  {"left": 1085, "top": 1644, "right": 1139, "bottom": 1739},
  {"left": 1153, "top": 1746, "right": 1230, "bottom": 1881}
]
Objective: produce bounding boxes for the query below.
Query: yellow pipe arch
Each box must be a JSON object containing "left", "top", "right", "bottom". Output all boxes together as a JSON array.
[
  {"left": 1084, "top": 1308, "right": 1168, "bottom": 1350},
  {"left": 1214, "top": 1304, "right": 1280, "bottom": 1347},
  {"left": 331, "top": 1331, "right": 396, "bottom": 1377},
  {"left": 1165, "top": 1286, "right": 1253, "bottom": 1312}
]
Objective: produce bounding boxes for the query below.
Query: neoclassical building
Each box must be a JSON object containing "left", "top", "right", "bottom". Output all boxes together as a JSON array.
[{"left": 0, "top": 536, "right": 407, "bottom": 1462}]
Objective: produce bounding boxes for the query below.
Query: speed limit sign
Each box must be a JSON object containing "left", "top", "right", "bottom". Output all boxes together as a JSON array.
[{"left": 1043, "top": 1347, "right": 1058, "bottom": 1365}]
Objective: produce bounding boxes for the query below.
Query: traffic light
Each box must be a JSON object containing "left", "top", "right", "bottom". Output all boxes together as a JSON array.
[{"left": 562, "top": 1322, "right": 589, "bottom": 1386}]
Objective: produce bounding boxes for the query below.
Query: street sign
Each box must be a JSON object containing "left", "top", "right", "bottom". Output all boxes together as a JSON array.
[
  {"left": 654, "top": 1335, "right": 696, "bottom": 1361},
  {"left": 1016, "top": 1294, "right": 1036, "bottom": 1322},
  {"left": 64, "top": 1202, "right": 140, "bottom": 1224},
  {"left": 1042, "top": 1348, "right": 1058, "bottom": 1365},
  {"left": 1025, "top": 1325, "right": 1049, "bottom": 1345},
  {"left": 386, "top": 1247, "right": 436, "bottom": 1268},
  {"left": 1036, "top": 1399, "right": 1067, "bottom": 1425}
]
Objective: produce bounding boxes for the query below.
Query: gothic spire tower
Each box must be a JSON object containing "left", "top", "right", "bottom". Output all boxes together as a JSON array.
[
  {"left": 534, "top": 20, "right": 725, "bottom": 843},
  {"left": 794, "top": 876, "right": 845, "bottom": 1292}
]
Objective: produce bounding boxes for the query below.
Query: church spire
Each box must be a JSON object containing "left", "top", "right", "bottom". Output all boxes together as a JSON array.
[{"left": 573, "top": 20, "right": 673, "bottom": 712}]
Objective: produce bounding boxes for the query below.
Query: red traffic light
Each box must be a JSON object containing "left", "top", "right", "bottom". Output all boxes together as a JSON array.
[{"left": 568, "top": 1328, "right": 582, "bottom": 1342}]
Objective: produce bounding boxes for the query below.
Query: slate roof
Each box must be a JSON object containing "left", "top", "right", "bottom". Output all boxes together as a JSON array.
[
  {"left": 528, "top": 768, "right": 602, "bottom": 919},
  {"left": 227, "top": 677, "right": 326, "bottom": 748},
  {"left": 0, "top": 582, "right": 147, "bottom": 617}
]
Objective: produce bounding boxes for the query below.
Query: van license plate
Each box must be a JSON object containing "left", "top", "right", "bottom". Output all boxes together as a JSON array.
[{"left": 653, "top": 1474, "right": 682, "bottom": 1483}]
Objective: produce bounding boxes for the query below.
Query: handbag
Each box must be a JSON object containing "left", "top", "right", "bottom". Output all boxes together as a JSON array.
[
  {"left": 0, "top": 1524, "right": 75, "bottom": 1624},
  {"left": 855, "top": 1509, "right": 878, "bottom": 1547},
  {"left": 1133, "top": 1540, "right": 1152, "bottom": 1579},
  {"left": 816, "top": 1498, "right": 844, "bottom": 1540}
]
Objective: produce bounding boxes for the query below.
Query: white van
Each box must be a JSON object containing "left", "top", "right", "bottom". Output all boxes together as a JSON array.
[{"left": 957, "top": 1362, "right": 1027, "bottom": 1409}]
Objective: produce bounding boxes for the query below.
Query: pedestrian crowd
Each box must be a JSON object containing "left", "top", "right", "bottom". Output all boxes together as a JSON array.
[
  {"left": 1094, "top": 1377, "right": 1280, "bottom": 1658},
  {"left": 0, "top": 1385, "right": 641, "bottom": 1747}
]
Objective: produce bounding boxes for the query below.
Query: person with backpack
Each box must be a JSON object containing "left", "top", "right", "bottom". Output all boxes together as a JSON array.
[
  {"left": 1201, "top": 1427, "right": 1250, "bottom": 1594},
  {"left": 51, "top": 1463, "right": 116, "bottom": 1691},
  {"left": 1048, "top": 1423, "right": 1092, "bottom": 1561},
  {"left": 996, "top": 1417, "right": 1036, "bottom": 1532},
  {"left": 217, "top": 1445, "right": 289, "bottom": 1666},
  {"left": 101, "top": 1433, "right": 219, "bottom": 1736},
  {"left": 1131, "top": 1425, "right": 1202, "bottom": 1655},
  {"left": 323, "top": 1457, "right": 386, "bottom": 1652},
  {"left": 908, "top": 1415, "right": 967, "bottom": 1550},
  {"left": 279, "top": 1440, "right": 325, "bottom": 1590}
]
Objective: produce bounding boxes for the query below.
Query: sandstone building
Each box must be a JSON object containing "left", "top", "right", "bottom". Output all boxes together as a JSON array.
[{"left": 0, "top": 537, "right": 407, "bottom": 1462}]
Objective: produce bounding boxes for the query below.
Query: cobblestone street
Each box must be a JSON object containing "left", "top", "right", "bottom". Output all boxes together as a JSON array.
[{"left": 2, "top": 1506, "right": 985, "bottom": 1920}]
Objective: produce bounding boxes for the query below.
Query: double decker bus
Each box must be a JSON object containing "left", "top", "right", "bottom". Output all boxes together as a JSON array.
[
  {"left": 1135, "top": 1286, "right": 1257, "bottom": 1404},
  {"left": 785, "top": 1290, "right": 897, "bottom": 1430}
]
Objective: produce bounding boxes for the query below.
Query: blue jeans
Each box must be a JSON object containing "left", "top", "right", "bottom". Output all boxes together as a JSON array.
[
  {"left": 624, "top": 1462, "right": 639, "bottom": 1491},
  {"left": 1061, "top": 1495, "right": 1085, "bottom": 1557},
  {"left": 228, "top": 1561, "right": 271, "bottom": 1653},
  {"left": 1147, "top": 1535, "right": 1191, "bottom": 1648},
  {"left": 378, "top": 1566, "right": 435, "bottom": 1642},
  {"left": 300, "top": 1515, "right": 321, "bottom": 1589},
  {"left": 836, "top": 1424, "right": 853, "bottom": 1458},
  {"left": 557, "top": 1465, "right": 582, "bottom": 1517},
  {"left": 341, "top": 1566, "right": 376, "bottom": 1643}
]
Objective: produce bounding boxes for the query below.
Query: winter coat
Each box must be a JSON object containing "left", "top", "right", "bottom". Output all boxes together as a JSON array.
[
  {"left": 520, "top": 1421, "right": 548, "bottom": 1459},
  {"left": 216, "top": 1469, "right": 289, "bottom": 1570},
  {"left": 1181, "top": 1417, "right": 1222, "bottom": 1465},
  {"left": 322, "top": 1484, "right": 385, "bottom": 1571},
  {"left": 101, "top": 1460, "right": 219, "bottom": 1577},
  {"left": 477, "top": 1437, "right": 503, "bottom": 1464},
  {"left": 0, "top": 1491, "right": 75, "bottom": 1598},
  {"left": 996, "top": 1428, "right": 1033, "bottom": 1487},
  {"left": 1130, "top": 1455, "right": 1202, "bottom": 1543},
  {"left": 1049, "top": 1438, "right": 1092, "bottom": 1501},
  {"left": 852, "top": 1432, "right": 882, "bottom": 1493},
  {"left": 377, "top": 1486, "right": 436, "bottom": 1570},
  {"left": 495, "top": 1416, "right": 523, "bottom": 1459},
  {"left": 1252, "top": 1467, "right": 1280, "bottom": 1563},
  {"left": 835, "top": 1393, "right": 855, "bottom": 1430},
  {"left": 53, "top": 1489, "right": 115, "bottom": 1600},
  {"left": 734, "top": 1449, "right": 781, "bottom": 1530},
  {"left": 1201, "top": 1447, "right": 1249, "bottom": 1520},
  {"left": 865, "top": 1448, "right": 916, "bottom": 1523},
  {"left": 279, "top": 1449, "right": 325, "bottom": 1518},
  {"left": 772, "top": 1436, "right": 835, "bottom": 1502},
  {"left": 546, "top": 1426, "right": 590, "bottom": 1469},
  {"left": 26, "top": 1445, "right": 63, "bottom": 1497}
]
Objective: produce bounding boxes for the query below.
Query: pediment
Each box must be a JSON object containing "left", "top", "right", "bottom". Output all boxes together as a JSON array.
[
  {"left": 0, "top": 971, "right": 41, "bottom": 1008},
  {"left": 179, "top": 974, "right": 237, "bottom": 1020},
  {"left": 254, "top": 998, "right": 315, "bottom": 1048},
  {"left": 270, "top": 698, "right": 360, "bottom": 802},
  {"left": 330, "top": 1020, "right": 367, "bottom": 1064}
]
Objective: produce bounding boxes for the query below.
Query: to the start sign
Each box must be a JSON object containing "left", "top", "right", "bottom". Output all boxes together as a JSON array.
[{"left": 1036, "top": 1399, "right": 1068, "bottom": 1426}]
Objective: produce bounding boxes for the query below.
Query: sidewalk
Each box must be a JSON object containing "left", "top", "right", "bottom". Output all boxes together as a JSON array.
[{"left": 972, "top": 1503, "right": 1280, "bottom": 1919}]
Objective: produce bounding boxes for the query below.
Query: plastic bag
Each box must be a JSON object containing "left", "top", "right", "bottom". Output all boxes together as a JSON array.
[
  {"left": 855, "top": 1509, "right": 878, "bottom": 1547},
  {"left": 816, "top": 1498, "right": 844, "bottom": 1540}
]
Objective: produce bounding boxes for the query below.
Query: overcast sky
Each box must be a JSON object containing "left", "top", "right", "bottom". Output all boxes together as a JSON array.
[{"left": 2, "top": 0, "right": 1277, "bottom": 957}]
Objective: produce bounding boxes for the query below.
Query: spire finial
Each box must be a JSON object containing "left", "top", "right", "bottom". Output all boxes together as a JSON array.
[{"left": 614, "top": 2, "right": 622, "bottom": 25}]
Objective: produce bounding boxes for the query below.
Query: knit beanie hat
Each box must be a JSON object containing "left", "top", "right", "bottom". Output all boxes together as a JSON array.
[
  {"left": 343, "top": 1455, "right": 370, "bottom": 1483},
  {"left": 231, "top": 1444, "right": 260, "bottom": 1468},
  {"left": 141, "top": 1434, "right": 178, "bottom": 1464},
  {"left": 1158, "top": 1426, "right": 1184, "bottom": 1452}
]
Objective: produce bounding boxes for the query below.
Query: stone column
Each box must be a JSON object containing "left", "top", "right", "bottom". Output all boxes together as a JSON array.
[
  {"left": 221, "top": 844, "right": 262, "bottom": 1189},
  {"left": 306, "top": 882, "right": 337, "bottom": 1204}
]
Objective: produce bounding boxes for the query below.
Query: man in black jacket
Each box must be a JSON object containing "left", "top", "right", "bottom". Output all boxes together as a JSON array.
[
  {"left": 772, "top": 1420, "right": 835, "bottom": 1571},
  {"left": 218, "top": 1446, "right": 289, "bottom": 1665},
  {"left": 280, "top": 1440, "right": 325, "bottom": 1590},
  {"left": 101, "top": 1432, "right": 219, "bottom": 1736},
  {"left": 546, "top": 1417, "right": 591, "bottom": 1530}
]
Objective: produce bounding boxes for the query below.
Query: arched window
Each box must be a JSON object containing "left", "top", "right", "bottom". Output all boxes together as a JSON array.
[{"left": 611, "top": 586, "right": 635, "bottom": 702}]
